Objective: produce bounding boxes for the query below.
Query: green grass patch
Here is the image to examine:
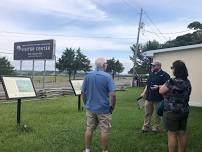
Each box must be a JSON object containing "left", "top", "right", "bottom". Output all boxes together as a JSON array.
[{"left": 0, "top": 88, "right": 202, "bottom": 152}]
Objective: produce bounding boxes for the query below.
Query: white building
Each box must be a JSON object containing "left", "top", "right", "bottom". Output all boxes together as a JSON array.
[{"left": 145, "top": 44, "right": 202, "bottom": 107}]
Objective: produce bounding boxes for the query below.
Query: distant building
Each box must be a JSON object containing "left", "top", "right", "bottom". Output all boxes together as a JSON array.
[{"left": 145, "top": 43, "right": 202, "bottom": 107}]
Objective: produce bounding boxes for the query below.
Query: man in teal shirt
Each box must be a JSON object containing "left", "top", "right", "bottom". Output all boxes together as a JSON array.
[{"left": 81, "top": 57, "right": 116, "bottom": 152}]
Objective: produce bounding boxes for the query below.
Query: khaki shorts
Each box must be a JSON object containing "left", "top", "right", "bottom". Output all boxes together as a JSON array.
[{"left": 86, "top": 110, "right": 112, "bottom": 133}]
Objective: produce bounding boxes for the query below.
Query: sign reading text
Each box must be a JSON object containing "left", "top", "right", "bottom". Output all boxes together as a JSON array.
[
  {"left": 70, "top": 80, "right": 84, "bottom": 96},
  {"left": 14, "top": 39, "right": 55, "bottom": 60},
  {"left": 2, "top": 77, "right": 36, "bottom": 99}
]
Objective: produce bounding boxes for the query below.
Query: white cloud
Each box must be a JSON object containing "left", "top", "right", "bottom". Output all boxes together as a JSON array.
[{"left": 0, "top": 0, "right": 107, "bottom": 21}]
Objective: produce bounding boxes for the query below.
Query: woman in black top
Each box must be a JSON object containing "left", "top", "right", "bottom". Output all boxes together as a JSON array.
[{"left": 159, "top": 60, "right": 192, "bottom": 152}]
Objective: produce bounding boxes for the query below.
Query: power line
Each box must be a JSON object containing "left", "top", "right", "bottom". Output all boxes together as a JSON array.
[
  {"left": 142, "top": 18, "right": 165, "bottom": 42},
  {"left": 120, "top": 0, "right": 140, "bottom": 12},
  {"left": 144, "top": 29, "right": 192, "bottom": 35},
  {"left": 143, "top": 11, "right": 168, "bottom": 41},
  {"left": 120, "top": 0, "right": 168, "bottom": 42},
  {"left": 0, "top": 31, "right": 136, "bottom": 40}
]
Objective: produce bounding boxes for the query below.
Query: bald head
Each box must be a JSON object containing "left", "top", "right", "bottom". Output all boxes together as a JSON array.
[
  {"left": 95, "top": 57, "right": 107, "bottom": 70},
  {"left": 151, "top": 61, "right": 162, "bottom": 72},
  {"left": 151, "top": 61, "right": 161, "bottom": 67}
]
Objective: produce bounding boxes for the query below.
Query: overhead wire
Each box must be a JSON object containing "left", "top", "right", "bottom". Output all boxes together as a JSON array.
[
  {"left": 142, "top": 18, "right": 165, "bottom": 42},
  {"left": 144, "top": 29, "right": 192, "bottom": 35},
  {"left": 120, "top": 0, "right": 170, "bottom": 42},
  {"left": 122, "top": 0, "right": 172, "bottom": 41},
  {"left": 120, "top": 0, "right": 140, "bottom": 12},
  {"left": 143, "top": 11, "right": 168, "bottom": 41}
]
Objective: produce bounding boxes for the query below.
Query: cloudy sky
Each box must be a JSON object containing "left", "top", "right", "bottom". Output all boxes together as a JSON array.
[{"left": 0, "top": 0, "right": 201, "bottom": 73}]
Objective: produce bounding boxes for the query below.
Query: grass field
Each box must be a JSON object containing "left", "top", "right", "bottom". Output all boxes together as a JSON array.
[{"left": 0, "top": 88, "right": 202, "bottom": 152}]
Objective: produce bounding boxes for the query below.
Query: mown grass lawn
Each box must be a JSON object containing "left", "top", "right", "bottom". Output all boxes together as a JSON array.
[{"left": 0, "top": 88, "right": 202, "bottom": 152}]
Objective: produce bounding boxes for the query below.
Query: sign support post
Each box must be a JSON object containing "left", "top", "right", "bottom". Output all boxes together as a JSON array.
[
  {"left": 78, "top": 95, "right": 81, "bottom": 111},
  {"left": 20, "top": 60, "right": 22, "bottom": 71},
  {"left": 17, "top": 99, "right": 21, "bottom": 125},
  {"left": 43, "top": 59, "right": 46, "bottom": 89}
]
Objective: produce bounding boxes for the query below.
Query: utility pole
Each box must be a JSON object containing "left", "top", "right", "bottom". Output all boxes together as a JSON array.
[{"left": 132, "top": 8, "right": 143, "bottom": 87}]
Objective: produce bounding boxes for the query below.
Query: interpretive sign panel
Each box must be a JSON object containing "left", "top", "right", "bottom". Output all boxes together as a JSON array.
[
  {"left": 14, "top": 39, "right": 55, "bottom": 60},
  {"left": 70, "top": 80, "right": 83, "bottom": 96},
  {"left": 1, "top": 76, "right": 36, "bottom": 99}
]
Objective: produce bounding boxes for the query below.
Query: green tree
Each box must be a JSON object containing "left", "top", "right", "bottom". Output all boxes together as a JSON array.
[
  {"left": 106, "top": 58, "right": 124, "bottom": 79},
  {"left": 56, "top": 47, "right": 91, "bottom": 80},
  {"left": 0, "top": 57, "right": 14, "bottom": 76},
  {"left": 142, "top": 40, "right": 162, "bottom": 51},
  {"left": 73, "top": 48, "right": 91, "bottom": 79},
  {"left": 56, "top": 48, "right": 75, "bottom": 80},
  {"left": 128, "top": 61, "right": 150, "bottom": 75},
  {"left": 106, "top": 58, "right": 116, "bottom": 79},
  {"left": 188, "top": 21, "right": 202, "bottom": 30},
  {"left": 115, "top": 60, "right": 124, "bottom": 80},
  {"left": 192, "top": 30, "right": 202, "bottom": 44},
  {"left": 187, "top": 21, "right": 202, "bottom": 44},
  {"left": 129, "top": 41, "right": 154, "bottom": 75},
  {"left": 162, "top": 21, "right": 202, "bottom": 48}
]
